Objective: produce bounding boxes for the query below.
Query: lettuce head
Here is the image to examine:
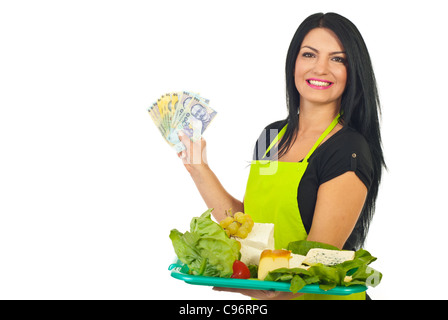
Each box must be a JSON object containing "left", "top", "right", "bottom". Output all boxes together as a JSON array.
[{"left": 169, "top": 208, "right": 241, "bottom": 278}]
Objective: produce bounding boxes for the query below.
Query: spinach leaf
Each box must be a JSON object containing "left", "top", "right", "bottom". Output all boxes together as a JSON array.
[
  {"left": 291, "top": 275, "right": 307, "bottom": 293},
  {"left": 308, "top": 263, "right": 347, "bottom": 290},
  {"left": 343, "top": 264, "right": 383, "bottom": 288},
  {"left": 287, "top": 240, "right": 339, "bottom": 256},
  {"left": 248, "top": 264, "right": 258, "bottom": 279},
  {"left": 265, "top": 267, "right": 318, "bottom": 293}
]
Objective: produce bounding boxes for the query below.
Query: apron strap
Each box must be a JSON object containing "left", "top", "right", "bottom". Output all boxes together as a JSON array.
[
  {"left": 262, "top": 124, "right": 288, "bottom": 159},
  {"left": 303, "top": 113, "right": 341, "bottom": 162},
  {"left": 262, "top": 113, "right": 341, "bottom": 161}
]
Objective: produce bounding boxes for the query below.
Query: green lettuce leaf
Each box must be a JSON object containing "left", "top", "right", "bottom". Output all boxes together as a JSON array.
[{"left": 169, "top": 208, "right": 241, "bottom": 278}]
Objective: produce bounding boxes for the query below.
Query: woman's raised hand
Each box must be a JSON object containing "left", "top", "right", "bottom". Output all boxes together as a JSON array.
[{"left": 177, "top": 131, "right": 209, "bottom": 174}]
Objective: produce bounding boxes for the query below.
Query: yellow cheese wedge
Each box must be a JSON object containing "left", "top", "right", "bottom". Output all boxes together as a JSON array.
[{"left": 258, "top": 249, "right": 291, "bottom": 280}]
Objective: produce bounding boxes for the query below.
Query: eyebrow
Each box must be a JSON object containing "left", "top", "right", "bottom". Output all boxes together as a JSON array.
[{"left": 301, "top": 45, "right": 346, "bottom": 55}]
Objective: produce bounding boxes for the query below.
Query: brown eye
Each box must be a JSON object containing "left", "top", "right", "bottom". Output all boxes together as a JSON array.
[
  {"left": 332, "top": 56, "right": 346, "bottom": 63},
  {"left": 302, "top": 52, "right": 315, "bottom": 58}
]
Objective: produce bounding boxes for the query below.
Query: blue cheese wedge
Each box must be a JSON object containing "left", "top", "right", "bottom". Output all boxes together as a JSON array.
[{"left": 303, "top": 248, "right": 355, "bottom": 266}]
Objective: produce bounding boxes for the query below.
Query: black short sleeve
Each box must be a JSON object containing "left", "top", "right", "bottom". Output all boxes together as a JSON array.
[
  {"left": 299, "top": 126, "right": 374, "bottom": 240},
  {"left": 314, "top": 127, "right": 374, "bottom": 190}
]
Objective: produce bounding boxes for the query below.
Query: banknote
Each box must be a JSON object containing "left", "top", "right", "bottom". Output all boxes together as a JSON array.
[
  {"left": 171, "top": 91, "right": 194, "bottom": 130},
  {"left": 148, "top": 91, "right": 217, "bottom": 152},
  {"left": 175, "top": 94, "right": 216, "bottom": 142}
]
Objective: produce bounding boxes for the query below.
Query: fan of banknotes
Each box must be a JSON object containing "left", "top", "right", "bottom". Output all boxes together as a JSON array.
[{"left": 147, "top": 91, "right": 217, "bottom": 152}]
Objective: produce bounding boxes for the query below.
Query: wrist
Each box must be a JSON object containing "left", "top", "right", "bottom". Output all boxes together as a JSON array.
[{"left": 188, "top": 162, "right": 211, "bottom": 178}]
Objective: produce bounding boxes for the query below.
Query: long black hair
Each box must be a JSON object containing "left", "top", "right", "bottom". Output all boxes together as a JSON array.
[{"left": 281, "top": 12, "right": 386, "bottom": 249}]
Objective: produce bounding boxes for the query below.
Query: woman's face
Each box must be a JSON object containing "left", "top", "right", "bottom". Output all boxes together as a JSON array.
[{"left": 294, "top": 28, "right": 347, "bottom": 108}]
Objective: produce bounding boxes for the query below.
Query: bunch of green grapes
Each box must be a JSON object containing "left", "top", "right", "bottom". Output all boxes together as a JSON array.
[{"left": 219, "top": 209, "right": 254, "bottom": 239}]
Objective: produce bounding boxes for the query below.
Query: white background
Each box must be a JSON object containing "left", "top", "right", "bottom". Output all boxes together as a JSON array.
[{"left": 0, "top": 0, "right": 447, "bottom": 300}]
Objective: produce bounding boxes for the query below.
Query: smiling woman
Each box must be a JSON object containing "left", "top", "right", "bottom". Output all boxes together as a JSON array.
[
  {"left": 176, "top": 12, "right": 385, "bottom": 300},
  {"left": 279, "top": 13, "right": 385, "bottom": 253}
]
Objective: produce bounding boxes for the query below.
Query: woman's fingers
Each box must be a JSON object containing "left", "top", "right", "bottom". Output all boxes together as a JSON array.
[
  {"left": 177, "top": 131, "right": 190, "bottom": 148},
  {"left": 177, "top": 131, "right": 207, "bottom": 165},
  {"left": 177, "top": 131, "right": 190, "bottom": 160}
]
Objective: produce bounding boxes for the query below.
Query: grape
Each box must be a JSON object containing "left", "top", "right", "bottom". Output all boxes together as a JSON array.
[
  {"left": 219, "top": 216, "right": 234, "bottom": 229},
  {"left": 234, "top": 212, "right": 245, "bottom": 224},
  {"left": 227, "top": 221, "right": 239, "bottom": 235},
  {"left": 236, "top": 226, "right": 249, "bottom": 239},
  {"left": 242, "top": 218, "right": 254, "bottom": 231}
]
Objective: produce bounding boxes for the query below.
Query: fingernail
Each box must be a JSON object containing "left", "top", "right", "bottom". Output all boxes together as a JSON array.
[
  {"left": 180, "top": 151, "right": 186, "bottom": 159},
  {"left": 178, "top": 131, "right": 184, "bottom": 137}
]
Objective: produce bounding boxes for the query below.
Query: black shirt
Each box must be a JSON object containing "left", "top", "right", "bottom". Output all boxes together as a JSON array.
[{"left": 252, "top": 120, "right": 374, "bottom": 250}]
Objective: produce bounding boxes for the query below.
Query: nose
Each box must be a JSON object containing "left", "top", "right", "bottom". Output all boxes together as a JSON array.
[{"left": 313, "top": 57, "right": 329, "bottom": 75}]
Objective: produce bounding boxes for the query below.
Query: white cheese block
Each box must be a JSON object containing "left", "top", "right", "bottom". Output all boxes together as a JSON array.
[
  {"left": 303, "top": 248, "right": 355, "bottom": 266},
  {"left": 289, "top": 253, "right": 307, "bottom": 268},
  {"left": 236, "top": 223, "right": 275, "bottom": 250},
  {"left": 239, "top": 244, "right": 264, "bottom": 266}
]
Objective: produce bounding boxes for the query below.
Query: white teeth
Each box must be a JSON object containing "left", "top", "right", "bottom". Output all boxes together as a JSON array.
[{"left": 308, "top": 80, "right": 332, "bottom": 86}]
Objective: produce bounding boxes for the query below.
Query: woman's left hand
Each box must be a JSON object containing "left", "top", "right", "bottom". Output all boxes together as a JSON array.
[{"left": 212, "top": 287, "right": 303, "bottom": 300}]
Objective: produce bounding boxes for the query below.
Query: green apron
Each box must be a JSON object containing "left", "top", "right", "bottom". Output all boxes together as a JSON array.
[{"left": 244, "top": 114, "right": 366, "bottom": 300}]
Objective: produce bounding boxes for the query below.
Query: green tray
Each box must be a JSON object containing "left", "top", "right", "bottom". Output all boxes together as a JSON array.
[{"left": 168, "top": 259, "right": 367, "bottom": 296}]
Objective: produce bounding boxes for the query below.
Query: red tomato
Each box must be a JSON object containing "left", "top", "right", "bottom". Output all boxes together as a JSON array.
[{"left": 231, "top": 260, "right": 250, "bottom": 279}]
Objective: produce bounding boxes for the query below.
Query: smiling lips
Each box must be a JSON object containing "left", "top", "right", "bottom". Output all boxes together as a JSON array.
[{"left": 306, "top": 78, "right": 334, "bottom": 90}]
